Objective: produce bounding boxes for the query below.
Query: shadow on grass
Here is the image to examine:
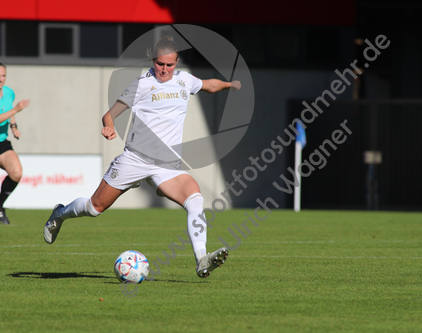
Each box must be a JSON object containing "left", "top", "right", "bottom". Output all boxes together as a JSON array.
[
  {"left": 102, "top": 279, "right": 209, "bottom": 284},
  {"left": 10, "top": 272, "right": 208, "bottom": 284},
  {"left": 153, "top": 279, "right": 209, "bottom": 284},
  {"left": 8, "top": 272, "right": 113, "bottom": 279}
]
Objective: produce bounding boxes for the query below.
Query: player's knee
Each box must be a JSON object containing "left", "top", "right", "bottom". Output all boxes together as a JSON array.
[
  {"left": 183, "top": 193, "right": 204, "bottom": 213},
  {"left": 9, "top": 168, "right": 22, "bottom": 182}
]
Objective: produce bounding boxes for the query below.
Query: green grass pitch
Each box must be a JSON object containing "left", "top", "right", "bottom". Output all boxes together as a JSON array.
[{"left": 1, "top": 208, "right": 422, "bottom": 333}]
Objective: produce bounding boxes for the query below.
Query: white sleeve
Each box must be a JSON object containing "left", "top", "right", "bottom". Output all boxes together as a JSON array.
[
  {"left": 117, "top": 78, "right": 139, "bottom": 108},
  {"left": 190, "top": 75, "right": 203, "bottom": 95}
]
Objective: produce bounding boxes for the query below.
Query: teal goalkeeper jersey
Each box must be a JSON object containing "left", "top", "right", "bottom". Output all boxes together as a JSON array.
[{"left": 0, "top": 86, "right": 15, "bottom": 142}]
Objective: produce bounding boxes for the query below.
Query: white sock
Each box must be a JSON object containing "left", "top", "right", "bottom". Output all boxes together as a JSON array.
[
  {"left": 184, "top": 193, "right": 207, "bottom": 265},
  {"left": 58, "top": 198, "right": 101, "bottom": 221}
]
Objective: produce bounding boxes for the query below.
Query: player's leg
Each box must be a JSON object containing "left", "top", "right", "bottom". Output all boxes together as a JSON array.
[
  {"left": 0, "top": 148, "right": 22, "bottom": 225},
  {"left": 44, "top": 150, "right": 141, "bottom": 243},
  {"left": 156, "top": 173, "right": 200, "bottom": 205},
  {"left": 157, "top": 174, "right": 206, "bottom": 260},
  {"left": 44, "top": 180, "right": 124, "bottom": 244},
  {"left": 60, "top": 179, "right": 124, "bottom": 219},
  {"left": 157, "top": 174, "right": 228, "bottom": 278}
]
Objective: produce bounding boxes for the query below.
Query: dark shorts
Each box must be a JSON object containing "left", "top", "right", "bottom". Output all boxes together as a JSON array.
[{"left": 0, "top": 140, "right": 13, "bottom": 155}]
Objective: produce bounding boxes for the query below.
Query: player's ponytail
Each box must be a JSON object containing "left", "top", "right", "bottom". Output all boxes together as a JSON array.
[{"left": 147, "top": 36, "right": 179, "bottom": 61}]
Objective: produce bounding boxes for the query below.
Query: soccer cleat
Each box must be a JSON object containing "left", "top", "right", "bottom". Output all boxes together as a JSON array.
[
  {"left": 0, "top": 208, "right": 10, "bottom": 225},
  {"left": 196, "top": 247, "right": 229, "bottom": 278},
  {"left": 43, "top": 204, "right": 65, "bottom": 244}
]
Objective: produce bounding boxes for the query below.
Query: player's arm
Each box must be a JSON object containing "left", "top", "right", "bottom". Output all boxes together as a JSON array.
[
  {"left": 200, "top": 79, "right": 241, "bottom": 93},
  {"left": 101, "top": 100, "right": 128, "bottom": 140},
  {"left": 0, "top": 99, "right": 30, "bottom": 123}
]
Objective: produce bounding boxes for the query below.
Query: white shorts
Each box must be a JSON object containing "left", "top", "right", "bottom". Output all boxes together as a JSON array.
[{"left": 103, "top": 148, "right": 189, "bottom": 191}]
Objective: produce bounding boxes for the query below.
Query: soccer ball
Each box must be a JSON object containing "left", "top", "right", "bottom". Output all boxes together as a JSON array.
[{"left": 114, "top": 250, "right": 149, "bottom": 283}]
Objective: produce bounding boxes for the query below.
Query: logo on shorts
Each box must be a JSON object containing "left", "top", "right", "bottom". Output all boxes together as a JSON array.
[
  {"left": 180, "top": 90, "right": 188, "bottom": 100},
  {"left": 177, "top": 79, "right": 186, "bottom": 87},
  {"left": 111, "top": 168, "right": 119, "bottom": 179}
]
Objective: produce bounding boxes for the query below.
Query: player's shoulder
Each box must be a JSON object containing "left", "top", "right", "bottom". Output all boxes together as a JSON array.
[
  {"left": 3, "top": 86, "right": 14, "bottom": 96},
  {"left": 128, "top": 69, "right": 155, "bottom": 92},
  {"left": 2, "top": 86, "right": 15, "bottom": 100},
  {"left": 136, "top": 68, "right": 155, "bottom": 81},
  {"left": 174, "top": 70, "right": 201, "bottom": 86},
  {"left": 174, "top": 70, "right": 194, "bottom": 78}
]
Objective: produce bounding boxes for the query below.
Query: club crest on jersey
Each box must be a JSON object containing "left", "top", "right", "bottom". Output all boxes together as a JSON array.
[
  {"left": 151, "top": 92, "right": 180, "bottom": 102},
  {"left": 180, "top": 90, "right": 188, "bottom": 100},
  {"left": 177, "top": 79, "right": 186, "bottom": 87}
]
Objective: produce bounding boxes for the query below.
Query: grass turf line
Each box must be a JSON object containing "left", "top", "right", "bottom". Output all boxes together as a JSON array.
[{"left": 0, "top": 209, "right": 422, "bottom": 333}]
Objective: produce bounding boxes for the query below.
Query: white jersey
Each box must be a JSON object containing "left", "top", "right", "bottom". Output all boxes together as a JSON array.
[{"left": 117, "top": 69, "right": 203, "bottom": 163}]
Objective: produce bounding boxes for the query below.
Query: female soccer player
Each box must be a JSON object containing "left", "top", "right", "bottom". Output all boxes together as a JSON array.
[
  {"left": 0, "top": 63, "right": 30, "bottom": 225},
  {"left": 44, "top": 37, "right": 241, "bottom": 278}
]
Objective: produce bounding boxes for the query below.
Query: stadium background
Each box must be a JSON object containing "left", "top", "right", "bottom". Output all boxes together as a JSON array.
[{"left": 0, "top": 0, "right": 420, "bottom": 211}]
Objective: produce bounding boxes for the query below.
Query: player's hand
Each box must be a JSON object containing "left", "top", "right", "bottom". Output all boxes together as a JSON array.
[
  {"left": 16, "top": 99, "right": 30, "bottom": 112},
  {"left": 102, "top": 126, "right": 117, "bottom": 140},
  {"left": 12, "top": 128, "right": 20, "bottom": 140},
  {"left": 230, "top": 80, "right": 241, "bottom": 91}
]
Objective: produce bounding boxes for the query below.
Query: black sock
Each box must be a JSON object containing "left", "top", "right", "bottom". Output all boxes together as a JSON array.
[{"left": 0, "top": 176, "right": 19, "bottom": 208}]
